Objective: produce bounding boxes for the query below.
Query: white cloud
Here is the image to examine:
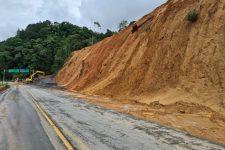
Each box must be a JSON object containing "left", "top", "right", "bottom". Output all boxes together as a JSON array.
[
  {"left": 0, "top": 0, "right": 166, "bottom": 41},
  {"left": 36, "top": 0, "right": 82, "bottom": 22},
  {"left": 78, "top": 0, "right": 166, "bottom": 31}
]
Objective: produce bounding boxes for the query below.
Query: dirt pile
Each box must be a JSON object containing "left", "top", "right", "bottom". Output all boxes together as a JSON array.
[
  {"left": 56, "top": 0, "right": 225, "bottom": 143},
  {"left": 56, "top": 0, "right": 225, "bottom": 113}
]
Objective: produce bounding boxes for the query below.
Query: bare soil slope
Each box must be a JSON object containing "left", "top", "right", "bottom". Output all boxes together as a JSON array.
[
  {"left": 56, "top": 0, "right": 225, "bottom": 144},
  {"left": 56, "top": 0, "right": 225, "bottom": 112}
]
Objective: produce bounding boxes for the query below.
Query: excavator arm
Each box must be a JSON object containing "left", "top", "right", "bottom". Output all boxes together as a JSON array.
[{"left": 25, "top": 71, "right": 45, "bottom": 83}]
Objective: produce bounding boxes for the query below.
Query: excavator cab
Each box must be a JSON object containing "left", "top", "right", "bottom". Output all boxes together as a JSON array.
[{"left": 25, "top": 71, "right": 45, "bottom": 83}]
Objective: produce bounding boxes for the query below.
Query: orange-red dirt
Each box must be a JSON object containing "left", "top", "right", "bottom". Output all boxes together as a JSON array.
[
  {"left": 0, "top": 86, "right": 7, "bottom": 93},
  {"left": 56, "top": 0, "right": 225, "bottom": 145}
]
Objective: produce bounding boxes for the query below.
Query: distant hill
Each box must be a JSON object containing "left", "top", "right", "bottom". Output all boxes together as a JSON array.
[{"left": 0, "top": 20, "right": 114, "bottom": 77}]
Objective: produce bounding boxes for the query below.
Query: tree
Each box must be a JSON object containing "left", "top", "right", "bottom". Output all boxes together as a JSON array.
[
  {"left": 92, "top": 21, "right": 102, "bottom": 45},
  {"left": 0, "top": 51, "right": 12, "bottom": 70},
  {"left": 118, "top": 20, "right": 128, "bottom": 31},
  {"left": 104, "top": 29, "right": 115, "bottom": 37},
  {"left": 0, "top": 20, "right": 115, "bottom": 77},
  {"left": 94, "top": 22, "right": 101, "bottom": 29}
]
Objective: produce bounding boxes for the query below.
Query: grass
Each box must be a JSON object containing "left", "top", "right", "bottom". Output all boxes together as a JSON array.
[
  {"left": 186, "top": 10, "right": 199, "bottom": 22},
  {"left": 0, "top": 82, "right": 9, "bottom": 89}
]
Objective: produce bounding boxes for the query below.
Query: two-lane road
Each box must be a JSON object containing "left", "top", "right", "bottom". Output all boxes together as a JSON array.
[
  {"left": 0, "top": 86, "right": 55, "bottom": 150},
  {"left": 0, "top": 85, "right": 225, "bottom": 150}
]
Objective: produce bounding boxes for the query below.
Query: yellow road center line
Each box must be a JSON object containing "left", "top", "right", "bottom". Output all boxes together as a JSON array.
[
  {"left": 59, "top": 123, "right": 89, "bottom": 150},
  {"left": 28, "top": 92, "right": 74, "bottom": 150}
]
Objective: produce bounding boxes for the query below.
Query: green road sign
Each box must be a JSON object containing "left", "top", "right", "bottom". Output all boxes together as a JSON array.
[
  {"left": 8, "top": 69, "right": 20, "bottom": 73},
  {"left": 20, "top": 69, "right": 30, "bottom": 73},
  {"left": 8, "top": 69, "right": 30, "bottom": 73}
]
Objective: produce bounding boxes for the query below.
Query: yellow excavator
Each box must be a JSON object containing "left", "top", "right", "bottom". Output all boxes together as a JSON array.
[{"left": 25, "top": 71, "right": 45, "bottom": 83}]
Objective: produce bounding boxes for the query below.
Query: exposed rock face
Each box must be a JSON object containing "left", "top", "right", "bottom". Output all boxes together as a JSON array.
[{"left": 56, "top": 0, "right": 225, "bottom": 112}]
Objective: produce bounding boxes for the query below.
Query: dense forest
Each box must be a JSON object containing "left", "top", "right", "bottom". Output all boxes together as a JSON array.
[{"left": 0, "top": 20, "right": 114, "bottom": 79}]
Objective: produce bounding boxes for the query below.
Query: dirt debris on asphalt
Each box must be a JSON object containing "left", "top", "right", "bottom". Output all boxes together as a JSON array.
[
  {"left": 54, "top": 0, "right": 225, "bottom": 145},
  {"left": 20, "top": 85, "right": 225, "bottom": 150},
  {"left": 66, "top": 91, "right": 225, "bottom": 146}
]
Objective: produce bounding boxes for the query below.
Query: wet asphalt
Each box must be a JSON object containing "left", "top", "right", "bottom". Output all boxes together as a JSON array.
[
  {"left": 0, "top": 85, "right": 225, "bottom": 150},
  {"left": 19, "top": 85, "right": 225, "bottom": 150},
  {"left": 0, "top": 86, "right": 55, "bottom": 150}
]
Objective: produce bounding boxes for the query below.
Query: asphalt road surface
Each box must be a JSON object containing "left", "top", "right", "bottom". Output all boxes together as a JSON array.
[
  {"left": 0, "top": 85, "right": 225, "bottom": 150},
  {"left": 0, "top": 86, "right": 55, "bottom": 150}
]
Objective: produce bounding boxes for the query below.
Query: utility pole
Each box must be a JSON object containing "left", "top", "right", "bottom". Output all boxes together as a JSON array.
[
  {"left": 2, "top": 69, "right": 5, "bottom": 84},
  {"left": 90, "top": 26, "right": 94, "bottom": 45}
]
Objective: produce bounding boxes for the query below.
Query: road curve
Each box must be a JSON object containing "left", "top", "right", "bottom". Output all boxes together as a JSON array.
[
  {"left": 19, "top": 85, "right": 225, "bottom": 150},
  {"left": 0, "top": 86, "right": 55, "bottom": 150}
]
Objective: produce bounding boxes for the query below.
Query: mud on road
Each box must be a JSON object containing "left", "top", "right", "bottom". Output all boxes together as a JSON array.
[{"left": 20, "top": 85, "right": 225, "bottom": 150}]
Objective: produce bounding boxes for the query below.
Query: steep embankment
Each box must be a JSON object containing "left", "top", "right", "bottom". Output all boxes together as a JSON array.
[
  {"left": 56, "top": 0, "right": 225, "bottom": 144},
  {"left": 56, "top": 0, "right": 225, "bottom": 112}
]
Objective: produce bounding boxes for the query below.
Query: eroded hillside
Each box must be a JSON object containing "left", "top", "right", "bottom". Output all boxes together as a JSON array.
[
  {"left": 56, "top": 0, "right": 225, "bottom": 111},
  {"left": 56, "top": 0, "right": 225, "bottom": 144}
]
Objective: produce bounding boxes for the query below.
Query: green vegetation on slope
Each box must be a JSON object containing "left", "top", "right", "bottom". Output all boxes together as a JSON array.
[{"left": 0, "top": 20, "right": 115, "bottom": 79}]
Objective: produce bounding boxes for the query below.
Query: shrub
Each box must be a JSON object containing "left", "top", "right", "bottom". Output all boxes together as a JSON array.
[
  {"left": 186, "top": 10, "right": 198, "bottom": 22},
  {"left": 129, "top": 21, "right": 136, "bottom": 26},
  {"left": 132, "top": 24, "right": 138, "bottom": 33}
]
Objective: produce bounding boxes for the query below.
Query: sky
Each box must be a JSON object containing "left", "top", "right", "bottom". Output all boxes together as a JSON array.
[{"left": 0, "top": 0, "right": 166, "bottom": 41}]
